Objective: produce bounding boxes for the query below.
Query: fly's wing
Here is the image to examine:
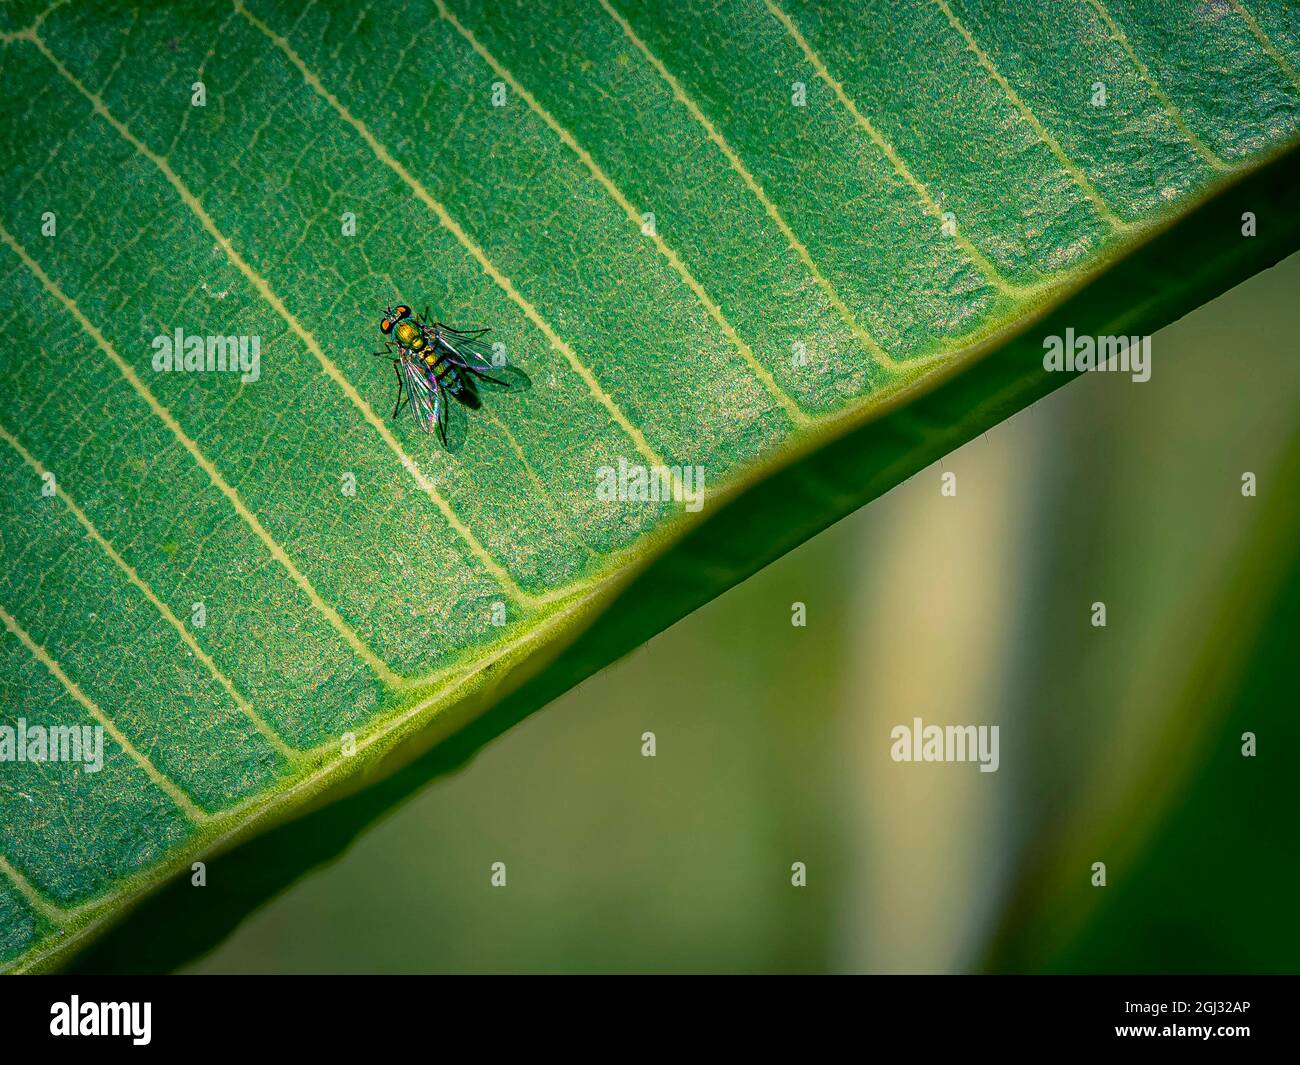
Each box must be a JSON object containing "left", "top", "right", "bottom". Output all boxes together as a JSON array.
[
  {"left": 399, "top": 356, "right": 439, "bottom": 434},
  {"left": 432, "top": 326, "right": 531, "bottom": 392},
  {"left": 402, "top": 356, "right": 468, "bottom": 451},
  {"left": 439, "top": 383, "right": 468, "bottom": 452}
]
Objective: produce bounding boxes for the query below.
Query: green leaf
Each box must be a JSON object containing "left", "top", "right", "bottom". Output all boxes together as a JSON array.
[{"left": 1, "top": 0, "right": 1297, "bottom": 973}]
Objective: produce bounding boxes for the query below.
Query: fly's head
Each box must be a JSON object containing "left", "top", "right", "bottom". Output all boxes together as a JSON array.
[{"left": 380, "top": 304, "right": 412, "bottom": 337}]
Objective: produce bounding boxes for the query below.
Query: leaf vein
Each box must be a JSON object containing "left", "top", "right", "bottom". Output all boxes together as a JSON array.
[
  {"left": 597, "top": 0, "right": 901, "bottom": 371},
  {"left": 437, "top": 0, "right": 809, "bottom": 427},
  {"left": 0, "top": 855, "right": 66, "bottom": 924},
  {"left": 930, "top": 0, "right": 1128, "bottom": 230},
  {"left": 766, "top": 0, "right": 1049, "bottom": 299},
  {"left": 0, "top": 421, "right": 298, "bottom": 759},
  {"left": 1085, "top": 0, "right": 1232, "bottom": 171},
  {"left": 1230, "top": 0, "right": 1300, "bottom": 94},
  {"left": 234, "top": 0, "right": 672, "bottom": 477},
  {"left": 0, "top": 219, "right": 404, "bottom": 689},
  {"left": 0, "top": 601, "right": 209, "bottom": 823},
  {"left": 23, "top": 30, "right": 543, "bottom": 616}
]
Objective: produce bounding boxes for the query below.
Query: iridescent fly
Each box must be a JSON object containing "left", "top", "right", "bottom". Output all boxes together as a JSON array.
[{"left": 375, "top": 304, "right": 529, "bottom": 450}]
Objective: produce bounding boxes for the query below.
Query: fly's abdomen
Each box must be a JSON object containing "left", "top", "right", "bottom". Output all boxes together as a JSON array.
[{"left": 423, "top": 350, "right": 463, "bottom": 395}]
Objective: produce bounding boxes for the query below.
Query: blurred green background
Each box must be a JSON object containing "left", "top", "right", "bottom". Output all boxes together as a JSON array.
[{"left": 188, "top": 252, "right": 1300, "bottom": 974}]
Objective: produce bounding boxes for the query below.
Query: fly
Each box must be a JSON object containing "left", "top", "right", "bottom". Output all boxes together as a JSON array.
[{"left": 375, "top": 304, "right": 529, "bottom": 451}]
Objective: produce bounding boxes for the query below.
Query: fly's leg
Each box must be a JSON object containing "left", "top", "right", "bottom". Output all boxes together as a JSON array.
[
  {"left": 390, "top": 359, "right": 405, "bottom": 420},
  {"left": 434, "top": 322, "right": 491, "bottom": 339}
]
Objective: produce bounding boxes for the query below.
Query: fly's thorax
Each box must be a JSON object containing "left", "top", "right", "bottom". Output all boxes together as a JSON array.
[{"left": 395, "top": 320, "right": 424, "bottom": 351}]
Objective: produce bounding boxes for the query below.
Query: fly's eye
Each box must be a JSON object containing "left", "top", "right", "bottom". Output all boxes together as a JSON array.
[
  {"left": 395, "top": 305, "right": 411, "bottom": 320},
  {"left": 380, "top": 318, "right": 393, "bottom": 334}
]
